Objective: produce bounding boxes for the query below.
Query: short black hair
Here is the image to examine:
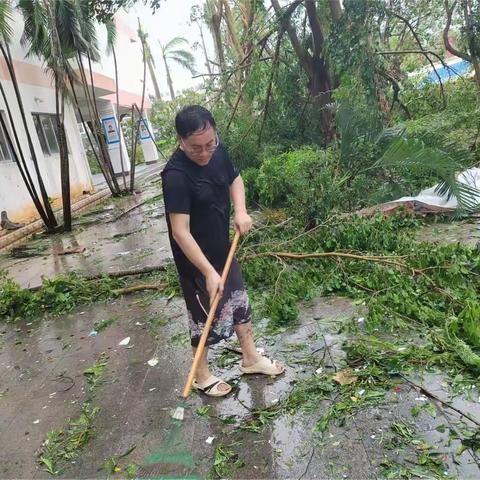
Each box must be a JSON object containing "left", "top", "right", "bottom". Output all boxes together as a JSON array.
[{"left": 175, "top": 105, "right": 216, "bottom": 139}]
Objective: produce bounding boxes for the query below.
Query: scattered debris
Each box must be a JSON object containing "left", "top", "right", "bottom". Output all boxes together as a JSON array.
[
  {"left": 333, "top": 369, "right": 358, "bottom": 386},
  {"left": 118, "top": 337, "right": 130, "bottom": 346},
  {"left": 54, "top": 246, "right": 86, "bottom": 255},
  {"left": 206, "top": 436, "right": 215, "bottom": 444},
  {"left": 147, "top": 357, "right": 159, "bottom": 367},
  {"left": 171, "top": 406, "right": 184, "bottom": 421},
  {"left": 88, "top": 330, "right": 98, "bottom": 337}
]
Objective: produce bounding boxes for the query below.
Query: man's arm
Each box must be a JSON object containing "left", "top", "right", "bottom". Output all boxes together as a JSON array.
[
  {"left": 169, "top": 212, "right": 223, "bottom": 303},
  {"left": 230, "top": 175, "right": 252, "bottom": 235}
]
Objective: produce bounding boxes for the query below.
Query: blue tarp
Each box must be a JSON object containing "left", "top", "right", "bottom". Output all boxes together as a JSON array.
[{"left": 425, "top": 59, "right": 471, "bottom": 83}]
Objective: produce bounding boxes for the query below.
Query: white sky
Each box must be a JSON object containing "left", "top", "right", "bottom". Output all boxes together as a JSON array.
[{"left": 127, "top": 0, "right": 214, "bottom": 99}]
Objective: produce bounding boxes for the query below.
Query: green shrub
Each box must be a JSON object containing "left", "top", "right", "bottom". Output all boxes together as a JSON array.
[{"left": 256, "top": 147, "right": 348, "bottom": 226}]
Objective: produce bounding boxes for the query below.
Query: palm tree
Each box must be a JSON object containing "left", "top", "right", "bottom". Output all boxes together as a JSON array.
[
  {"left": 104, "top": 17, "right": 127, "bottom": 190},
  {"left": 145, "top": 39, "right": 162, "bottom": 101},
  {"left": 135, "top": 21, "right": 161, "bottom": 102},
  {"left": 72, "top": 0, "right": 122, "bottom": 197},
  {"left": 19, "top": 0, "right": 86, "bottom": 232},
  {"left": 204, "top": 0, "right": 225, "bottom": 73},
  {"left": 0, "top": 0, "right": 58, "bottom": 231},
  {"left": 190, "top": 4, "right": 212, "bottom": 75},
  {"left": 159, "top": 37, "right": 196, "bottom": 100}
]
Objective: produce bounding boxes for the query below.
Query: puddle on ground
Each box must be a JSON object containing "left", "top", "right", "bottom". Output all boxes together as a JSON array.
[{"left": 417, "top": 219, "right": 480, "bottom": 247}]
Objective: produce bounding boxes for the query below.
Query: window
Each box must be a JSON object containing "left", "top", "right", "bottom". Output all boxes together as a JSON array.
[
  {"left": 32, "top": 113, "right": 60, "bottom": 156},
  {"left": 0, "top": 111, "right": 13, "bottom": 162}
]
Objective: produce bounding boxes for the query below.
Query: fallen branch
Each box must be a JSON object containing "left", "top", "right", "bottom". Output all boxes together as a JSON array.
[
  {"left": 86, "top": 264, "right": 168, "bottom": 280},
  {"left": 113, "top": 282, "right": 166, "bottom": 296},
  {"left": 27, "top": 265, "right": 170, "bottom": 292},
  {"left": 107, "top": 196, "right": 163, "bottom": 223},
  {"left": 401, "top": 374, "right": 480, "bottom": 427},
  {"left": 243, "top": 250, "right": 414, "bottom": 272}
]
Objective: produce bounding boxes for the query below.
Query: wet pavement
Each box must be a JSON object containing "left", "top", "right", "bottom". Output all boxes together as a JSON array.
[
  {"left": 2, "top": 185, "right": 480, "bottom": 478},
  {"left": 2, "top": 292, "right": 480, "bottom": 478},
  {"left": 0, "top": 176, "right": 171, "bottom": 290},
  {"left": 416, "top": 218, "right": 480, "bottom": 247}
]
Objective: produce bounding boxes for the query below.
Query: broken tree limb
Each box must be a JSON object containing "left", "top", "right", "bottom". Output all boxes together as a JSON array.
[
  {"left": 27, "top": 265, "right": 169, "bottom": 292},
  {"left": 113, "top": 282, "right": 166, "bottom": 296},
  {"left": 401, "top": 374, "right": 480, "bottom": 427},
  {"left": 107, "top": 196, "right": 163, "bottom": 223},
  {"left": 243, "top": 250, "right": 415, "bottom": 273},
  {"left": 86, "top": 264, "right": 168, "bottom": 280}
]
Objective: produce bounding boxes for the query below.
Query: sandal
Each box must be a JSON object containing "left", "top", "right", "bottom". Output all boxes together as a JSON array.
[
  {"left": 239, "top": 356, "right": 285, "bottom": 376},
  {"left": 193, "top": 375, "right": 232, "bottom": 397}
]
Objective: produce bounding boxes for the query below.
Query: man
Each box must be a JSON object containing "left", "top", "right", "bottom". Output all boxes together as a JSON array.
[{"left": 161, "top": 105, "right": 284, "bottom": 397}]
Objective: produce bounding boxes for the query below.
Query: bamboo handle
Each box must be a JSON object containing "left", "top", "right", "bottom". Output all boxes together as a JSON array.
[{"left": 181, "top": 230, "right": 241, "bottom": 398}]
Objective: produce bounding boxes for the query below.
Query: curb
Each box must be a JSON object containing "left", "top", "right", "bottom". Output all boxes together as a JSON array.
[{"left": 0, "top": 188, "right": 111, "bottom": 252}]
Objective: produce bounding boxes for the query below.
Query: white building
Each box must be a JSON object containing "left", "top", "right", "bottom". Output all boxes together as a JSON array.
[{"left": 0, "top": 10, "right": 158, "bottom": 225}]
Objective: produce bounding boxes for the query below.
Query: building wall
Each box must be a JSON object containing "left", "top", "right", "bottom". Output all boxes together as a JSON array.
[
  {"left": 0, "top": 10, "right": 153, "bottom": 225},
  {"left": 0, "top": 11, "right": 94, "bottom": 224},
  {"left": 0, "top": 75, "right": 94, "bottom": 223}
]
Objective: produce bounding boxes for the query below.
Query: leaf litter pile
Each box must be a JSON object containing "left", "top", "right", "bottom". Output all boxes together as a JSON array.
[
  {"left": 2, "top": 212, "right": 480, "bottom": 477},
  {"left": 220, "top": 212, "right": 480, "bottom": 478}
]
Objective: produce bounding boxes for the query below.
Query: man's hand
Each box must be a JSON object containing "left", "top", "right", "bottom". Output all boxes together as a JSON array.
[
  {"left": 234, "top": 211, "right": 252, "bottom": 235},
  {"left": 206, "top": 269, "right": 224, "bottom": 305}
]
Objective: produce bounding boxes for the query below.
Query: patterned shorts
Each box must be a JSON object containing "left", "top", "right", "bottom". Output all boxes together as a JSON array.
[{"left": 178, "top": 258, "right": 252, "bottom": 347}]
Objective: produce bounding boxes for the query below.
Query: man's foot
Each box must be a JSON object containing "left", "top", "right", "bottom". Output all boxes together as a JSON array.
[
  {"left": 193, "top": 375, "right": 232, "bottom": 397},
  {"left": 240, "top": 356, "right": 285, "bottom": 376}
]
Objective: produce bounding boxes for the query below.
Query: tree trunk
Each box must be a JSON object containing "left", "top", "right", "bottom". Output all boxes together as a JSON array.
[
  {"left": 472, "top": 58, "right": 480, "bottom": 87},
  {"left": 144, "top": 41, "right": 161, "bottom": 100},
  {"left": 329, "top": 0, "right": 343, "bottom": 21},
  {"left": 163, "top": 54, "right": 175, "bottom": 100},
  {"left": 130, "top": 104, "right": 138, "bottom": 192},
  {"left": 112, "top": 45, "right": 127, "bottom": 190},
  {"left": 221, "top": 0, "right": 243, "bottom": 61},
  {"left": 86, "top": 53, "right": 121, "bottom": 194},
  {"left": 271, "top": 0, "right": 336, "bottom": 144},
  {"left": 209, "top": 2, "right": 226, "bottom": 72},
  {"left": 147, "top": 56, "right": 162, "bottom": 100},
  {"left": 56, "top": 84, "right": 71, "bottom": 232},
  {"left": 131, "top": 21, "right": 148, "bottom": 193},
  {"left": 73, "top": 58, "right": 118, "bottom": 195},
  {"left": 198, "top": 24, "right": 212, "bottom": 75},
  {"left": 0, "top": 43, "right": 58, "bottom": 230}
]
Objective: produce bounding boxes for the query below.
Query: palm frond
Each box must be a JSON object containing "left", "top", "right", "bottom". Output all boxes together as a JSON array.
[
  {"left": 169, "top": 55, "right": 197, "bottom": 74},
  {"left": 336, "top": 103, "right": 383, "bottom": 166},
  {"left": 168, "top": 49, "right": 195, "bottom": 63},
  {"left": 18, "top": 0, "right": 52, "bottom": 62},
  {"left": 0, "top": 0, "right": 14, "bottom": 44},
  {"left": 75, "top": 0, "right": 100, "bottom": 60},
  {"left": 375, "top": 137, "right": 479, "bottom": 213},
  {"left": 163, "top": 36, "right": 189, "bottom": 53},
  {"left": 103, "top": 16, "right": 116, "bottom": 55}
]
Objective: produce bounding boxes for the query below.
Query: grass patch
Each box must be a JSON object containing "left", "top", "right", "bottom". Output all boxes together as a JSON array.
[
  {"left": 83, "top": 352, "right": 109, "bottom": 392},
  {"left": 38, "top": 402, "right": 100, "bottom": 476},
  {"left": 0, "top": 273, "right": 122, "bottom": 321},
  {"left": 209, "top": 444, "right": 245, "bottom": 479},
  {"left": 0, "top": 262, "right": 180, "bottom": 323},
  {"left": 93, "top": 316, "right": 119, "bottom": 333}
]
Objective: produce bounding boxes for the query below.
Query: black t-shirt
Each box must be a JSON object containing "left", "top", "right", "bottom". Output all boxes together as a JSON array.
[{"left": 161, "top": 143, "right": 239, "bottom": 277}]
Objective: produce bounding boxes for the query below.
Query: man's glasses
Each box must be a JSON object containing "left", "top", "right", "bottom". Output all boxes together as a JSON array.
[{"left": 181, "top": 134, "right": 219, "bottom": 156}]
